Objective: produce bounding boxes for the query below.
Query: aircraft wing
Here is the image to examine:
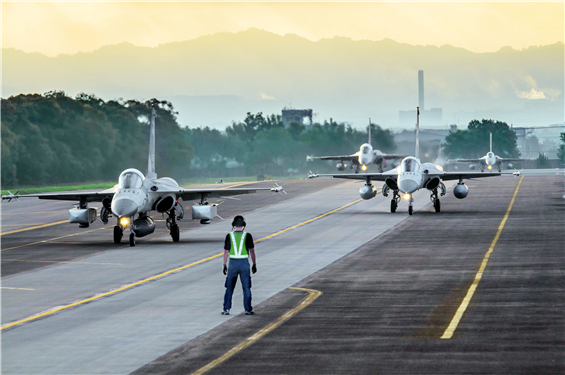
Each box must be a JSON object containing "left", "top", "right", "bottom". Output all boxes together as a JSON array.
[
  {"left": 497, "top": 157, "right": 525, "bottom": 162},
  {"left": 454, "top": 158, "right": 481, "bottom": 163},
  {"left": 316, "top": 171, "right": 398, "bottom": 182},
  {"left": 307, "top": 155, "right": 357, "bottom": 161},
  {"left": 163, "top": 187, "right": 272, "bottom": 202},
  {"left": 378, "top": 154, "right": 406, "bottom": 160},
  {"left": 1, "top": 190, "right": 115, "bottom": 203},
  {"left": 436, "top": 172, "right": 502, "bottom": 181}
]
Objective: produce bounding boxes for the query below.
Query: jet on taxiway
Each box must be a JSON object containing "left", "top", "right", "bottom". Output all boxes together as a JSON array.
[
  {"left": 313, "top": 108, "right": 513, "bottom": 215},
  {"left": 454, "top": 133, "right": 525, "bottom": 172},
  {"left": 2, "top": 107, "right": 279, "bottom": 246},
  {"left": 306, "top": 120, "right": 405, "bottom": 173}
]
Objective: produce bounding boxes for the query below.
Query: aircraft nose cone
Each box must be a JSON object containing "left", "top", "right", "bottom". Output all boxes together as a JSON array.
[
  {"left": 399, "top": 179, "right": 419, "bottom": 194},
  {"left": 111, "top": 198, "right": 138, "bottom": 218}
]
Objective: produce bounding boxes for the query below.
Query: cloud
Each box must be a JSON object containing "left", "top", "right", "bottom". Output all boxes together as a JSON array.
[
  {"left": 517, "top": 88, "right": 546, "bottom": 100},
  {"left": 261, "top": 92, "right": 276, "bottom": 100}
]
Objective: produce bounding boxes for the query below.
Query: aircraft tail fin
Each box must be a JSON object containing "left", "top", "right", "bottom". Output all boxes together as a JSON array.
[
  {"left": 368, "top": 118, "right": 372, "bottom": 145},
  {"left": 489, "top": 132, "right": 492, "bottom": 153},
  {"left": 147, "top": 107, "right": 157, "bottom": 179},
  {"left": 415, "top": 107, "right": 420, "bottom": 159}
]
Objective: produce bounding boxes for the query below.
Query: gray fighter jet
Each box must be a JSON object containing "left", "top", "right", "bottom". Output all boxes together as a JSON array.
[
  {"left": 454, "top": 133, "right": 526, "bottom": 172},
  {"left": 2, "top": 107, "right": 275, "bottom": 246},
  {"left": 306, "top": 120, "right": 405, "bottom": 173}
]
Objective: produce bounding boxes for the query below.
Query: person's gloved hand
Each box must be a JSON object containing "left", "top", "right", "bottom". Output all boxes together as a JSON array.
[
  {"left": 223, "top": 265, "right": 227, "bottom": 275},
  {"left": 252, "top": 264, "right": 257, "bottom": 274}
]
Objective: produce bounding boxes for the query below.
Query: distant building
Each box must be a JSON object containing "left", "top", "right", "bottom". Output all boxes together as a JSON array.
[{"left": 282, "top": 108, "right": 313, "bottom": 128}]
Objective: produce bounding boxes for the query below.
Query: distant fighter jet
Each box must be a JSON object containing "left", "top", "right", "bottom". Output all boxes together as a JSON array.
[
  {"left": 454, "top": 133, "right": 525, "bottom": 172},
  {"left": 2, "top": 107, "right": 274, "bottom": 246},
  {"left": 313, "top": 108, "right": 508, "bottom": 215},
  {"left": 306, "top": 120, "right": 405, "bottom": 173}
]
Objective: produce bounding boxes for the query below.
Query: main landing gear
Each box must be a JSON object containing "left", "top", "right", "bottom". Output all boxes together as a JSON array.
[
  {"left": 113, "top": 225, "right": 123, "bottom": 244},
  {"left": 166, "top": 202, "right": 184, "bottom": 243},
  {"left": 390, "top": 190, "right": 400, "bottom": 213},
  {"left": 431, "top": 188, "right": 441, "bottom": 213}
]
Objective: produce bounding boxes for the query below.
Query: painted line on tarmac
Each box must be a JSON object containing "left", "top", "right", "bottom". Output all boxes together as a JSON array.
[
  {"left": 0, "top": 199, "right": 361, "bottom": 331},
  {"left": 191, "top": 287, "right": 323, "bottom": 375},
  {"left": 1, "top": 227, "right": 110, "bottom": 252},
  {"left": 1, "top": 287, "right": 35, "bottom": 291},
  {"left": 1, "top": 259, "right": 121, "bottom": 266},
  {"left": 1, "top": 220, "right": 69, "bottom": 236},
  {"left": 219, "top": 181, "right": 263, "bottom": 189},
  {"left": 1, "top": 210, "right": 69, "bottom": 215},
  {"left": 441, "top": 176, "right": 524, "bottom": 339}
]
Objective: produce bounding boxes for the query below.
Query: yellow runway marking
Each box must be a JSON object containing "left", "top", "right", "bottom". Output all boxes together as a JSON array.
[
  {"left": 191, "top": 287, "right": 322, "bottom": 375},
  {"left": 1, "top": 287, "right": 35, "bottom": 291},
  {"left": 1, "top": 259, "right": 121, "bottom": 266},
  {"left": 1, "top": 227, "right": 110, "bottom": 252},
  {"left": 1, "top": 198, "right": 360, "bottom": 331},
  {"left": 219, "top": 181, "right": 263, "bottom": 189},
  {"left": 441, "top": 176, "right": 524, "bottom": 339},
  {"left": 1, "top": 220, "right": 69, "bottom": 236}
]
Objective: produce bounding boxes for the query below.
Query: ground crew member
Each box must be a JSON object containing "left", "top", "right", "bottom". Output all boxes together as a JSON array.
[{"left": 222, "top": 215, "right": 257, "bottom": 315}]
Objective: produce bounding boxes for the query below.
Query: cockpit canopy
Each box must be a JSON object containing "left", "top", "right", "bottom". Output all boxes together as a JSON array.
[
  {"left": 400, "top": 158, "right": 420, "bottom": 173},
  {"left": 361, "top": 144, "right": 371, "bottom": 155},
  {"left": 119, "top": 169, "right": 145, "bottom": 189},
  {"left": 487, "top": 152, "right": 494, "bottom": 158}
]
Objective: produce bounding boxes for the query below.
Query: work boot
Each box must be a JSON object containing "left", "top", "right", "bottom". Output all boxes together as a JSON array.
[{"left": 221, "top": 310, "right": 230, "bottom": 315}]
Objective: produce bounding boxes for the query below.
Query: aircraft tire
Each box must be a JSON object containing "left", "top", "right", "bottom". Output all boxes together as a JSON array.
[
  {"left": 390, "top": 200, "right": 396, "bottom": 213},
  {"left": 409, "top": 205, "right": 413, "bottom": 215},
  {"left": 171, "top": 224, "right": 180, "bottom": 242},
  {"left": 114, "top": 226, "right": 122, "bottom": 244},
  {"left": 434, "top": 199, "right": 441, "bottom": 213},
  {"left": 129, "top": 232, "right": 136, "bottom": 247}
]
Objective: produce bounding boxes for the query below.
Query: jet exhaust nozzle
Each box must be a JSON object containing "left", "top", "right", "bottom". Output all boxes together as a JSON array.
[{"left": 336, "top": 162, "right": 346, "bottom": 171}]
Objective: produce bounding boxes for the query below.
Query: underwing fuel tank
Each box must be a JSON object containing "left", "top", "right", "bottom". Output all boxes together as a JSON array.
[
  {"left": 359, "top": 185, "right": 376, "bottom": 200},
  {"left": 132, "top": 217, "right": 155, "bottom": 237},
  {"left": 69, "top": 208, "right": 97, "bottom": 228},
  {"left": 453, "top": 183, "right": 469, "bottom": 199}
]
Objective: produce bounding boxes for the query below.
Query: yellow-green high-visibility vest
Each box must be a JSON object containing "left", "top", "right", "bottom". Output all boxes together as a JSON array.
[{"left": 229, "top": 231, "right": 249, "bottom": 259}]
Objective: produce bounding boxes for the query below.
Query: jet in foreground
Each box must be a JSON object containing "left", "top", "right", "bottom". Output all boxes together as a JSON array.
[
  {"left": 307, "top": 121, "right": 405, "bottom": 173},
  {"left": 454, "top": 133, "right": 525, "bottom": 172},
  {"left": 313, "top": 108, "right": 506, "bottom": 215},
  {"left": 2, "top": 107, "right": 275, "bottom": 246}
]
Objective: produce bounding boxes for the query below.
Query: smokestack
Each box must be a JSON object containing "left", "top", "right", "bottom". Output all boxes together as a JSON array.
[{"left": 418, "top": 70, "right": 424, "bottom": 110}]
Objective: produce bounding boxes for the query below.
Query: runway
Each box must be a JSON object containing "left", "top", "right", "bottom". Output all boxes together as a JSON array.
[{"left": 2, "top": 172, "right": 563, "bottom": 374}]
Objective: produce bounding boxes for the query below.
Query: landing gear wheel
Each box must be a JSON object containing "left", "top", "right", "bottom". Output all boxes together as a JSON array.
[
  {"left": 113, "top": 226, "right": 123, "bottom": 244},
  {"left": 434, "top": 199, "right": 441, "bottom": 213},
  {"left": 390, "top": 199, "right": 397, "bottom": 213},
  {"left": 129, "top": 232, "right": 136, "bottom": 247},
  {"left": 408, "top": 205, "right": 413, "bottom": 215},
  {"left": 171, "top": 224, "right": 180, "bottom": 242}
]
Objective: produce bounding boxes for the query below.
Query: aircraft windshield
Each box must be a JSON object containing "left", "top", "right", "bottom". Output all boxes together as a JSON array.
[
  {"left": 401, "top": 159, "right": 420, "bottom": 172},
  {"left": 361, "top": 145, "right": 371, "bottom": 155},
  {"left": 119, "top": 171, "right": 144, "bottom": 189}
]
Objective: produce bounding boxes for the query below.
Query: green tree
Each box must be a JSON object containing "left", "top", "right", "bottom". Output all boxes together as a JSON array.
[
  {"left": 443, "top": 119, "right": 520, "bottom": 159},
  {"left": 536, "top": 153, "right": 551, "bottom": 169},
  {"left": 557, "top": 132, "right": 565, "bottom": 163}
]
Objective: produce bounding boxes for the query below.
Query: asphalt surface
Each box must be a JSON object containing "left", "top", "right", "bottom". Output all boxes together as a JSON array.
[
  {"left": 2, "top": 172, "right": 563, "bottom": 374},
  {"left": 136, "top": 174, "right": 564, "bottom": 375}
]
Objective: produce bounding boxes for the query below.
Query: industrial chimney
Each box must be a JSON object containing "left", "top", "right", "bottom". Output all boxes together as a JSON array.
[{"left": 418, "top": 70, "right": 424, "bottom": 110}]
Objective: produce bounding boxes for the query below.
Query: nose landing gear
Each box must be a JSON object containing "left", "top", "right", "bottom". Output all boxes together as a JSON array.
[
  {"left": 113, "top": 225, "right": 123, "bottom": 244},
  {"left": 390, "top": 190, "right": 400, "bottom": 213}
]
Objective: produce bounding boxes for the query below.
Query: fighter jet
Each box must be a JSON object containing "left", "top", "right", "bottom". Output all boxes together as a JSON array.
[
  {"left": 2, "top": 107, "right": 274, "bottom": 246},
  {"left": 313, "top": 108, "right": 507, "bottom": 215},
  {"left": 306, "top": 120, "right": 405, "bottom": 173},
  {"left": 454, "top": 133, "right": 525, "bottom": 172}
]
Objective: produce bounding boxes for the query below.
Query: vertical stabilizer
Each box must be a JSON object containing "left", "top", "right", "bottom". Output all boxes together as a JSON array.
[
  {"left": 368, "top": 118, "right": 372, "bottom": 145},
  {"left": 489, "top": 132, "right": 492, "bottom": 153},
  {"left": 147, "top": 107, "right": 157, "bottom": 179},
  {"left": 415, "top": 107, "right": 420, "bottom": 159}
]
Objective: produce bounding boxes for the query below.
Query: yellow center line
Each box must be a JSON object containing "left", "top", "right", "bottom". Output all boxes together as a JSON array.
[
  {"left": 1, "top": 227, "right": 111, "bottom": 252},
  {"left": 191, "top": 287, "right": 323, "bottom": 375},
  {"left": 1, "top": 259, "right": 121, "bottom": 266},
  {"left": 219, "top": 181, "right": 264, "bottom": 189},
  {"left": 1, "top": 220, "right": 69, "bottom": 236},
  {"left": 441, "top": 176, "right": 524, "bottom": 339},
  {"left": 1, "top": 198, "right": 361, "bottom": 331},
  {"left": 1, "top": 287, "right": 35, "bottom": 291}
]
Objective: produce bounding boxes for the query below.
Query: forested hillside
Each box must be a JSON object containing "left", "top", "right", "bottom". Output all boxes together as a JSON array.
[{"left": 1, "top": 92, "right": 397, "bottom": 187}]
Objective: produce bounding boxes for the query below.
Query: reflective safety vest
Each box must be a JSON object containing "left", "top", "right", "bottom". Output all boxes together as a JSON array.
[{"left": 229, "top": 231, "right": 249, "bottom": 259}]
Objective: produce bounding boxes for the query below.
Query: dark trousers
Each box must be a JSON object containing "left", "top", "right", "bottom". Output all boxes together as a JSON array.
[{"left": 223, "top": 258, "right": 252, "bottom": 312}]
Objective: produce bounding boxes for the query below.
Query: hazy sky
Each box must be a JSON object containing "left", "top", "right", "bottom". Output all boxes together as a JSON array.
[{"left": 2, "top": 2, "right": 563, "bottom": 56}]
